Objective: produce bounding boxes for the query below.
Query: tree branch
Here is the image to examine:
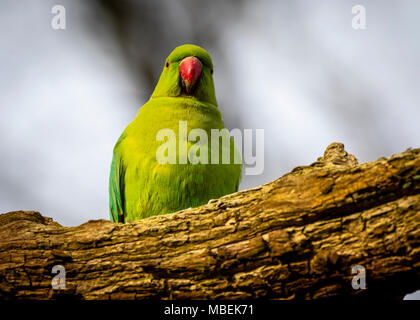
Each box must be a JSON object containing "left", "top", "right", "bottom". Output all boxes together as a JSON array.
[{"left": 0, "top": 143, "right": 419, "bottom": 299}]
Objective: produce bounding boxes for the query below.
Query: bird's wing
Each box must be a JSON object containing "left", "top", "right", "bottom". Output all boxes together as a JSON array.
[{"left": 109, "top": 136, "right": 126, "bottom": 223}]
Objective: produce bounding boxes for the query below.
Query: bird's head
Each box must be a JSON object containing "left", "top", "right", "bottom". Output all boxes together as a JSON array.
[{"left": 151, "top": 44, "right": 217, "bottom": 106}]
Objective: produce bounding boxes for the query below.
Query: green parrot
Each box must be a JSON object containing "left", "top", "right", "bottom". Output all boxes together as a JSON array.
[{"left": 109, "top": 44, "right": 242, "bottom": 223}]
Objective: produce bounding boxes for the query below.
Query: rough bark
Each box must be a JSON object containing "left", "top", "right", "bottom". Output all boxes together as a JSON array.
[{"left": 0, "top": 143, "right": 419, "bottom": 300}]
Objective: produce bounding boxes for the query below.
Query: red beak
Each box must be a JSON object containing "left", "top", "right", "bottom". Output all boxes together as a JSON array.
[{"left": 179, "top": 56, "right": 202, "bottom": 93}]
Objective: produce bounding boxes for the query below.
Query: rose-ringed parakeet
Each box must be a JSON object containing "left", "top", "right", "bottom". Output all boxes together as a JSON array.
[{"left": 109, "top": 44, "right": 242, "bottom": 223}]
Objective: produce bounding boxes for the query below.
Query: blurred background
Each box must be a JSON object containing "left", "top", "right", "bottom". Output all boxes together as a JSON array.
[{"left": 0, "top": 0, "right": 419, "bottom": 298}]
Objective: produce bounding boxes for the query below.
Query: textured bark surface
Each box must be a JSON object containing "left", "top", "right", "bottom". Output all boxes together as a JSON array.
[{"left": 0, "top": 143, "right": 419, "bottom": 300}]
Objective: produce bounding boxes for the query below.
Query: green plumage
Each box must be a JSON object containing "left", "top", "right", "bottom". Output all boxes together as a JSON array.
[{"left": 109, "top": 45, "right": 242, "bottom": 222}]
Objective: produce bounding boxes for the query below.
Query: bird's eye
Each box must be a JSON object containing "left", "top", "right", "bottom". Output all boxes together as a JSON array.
[
  {"left": 165, "top": 61, "right": 170, "bottom": 69},
  {"left": 210, "top": 68, "right": 213, "bottom": 75}
]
